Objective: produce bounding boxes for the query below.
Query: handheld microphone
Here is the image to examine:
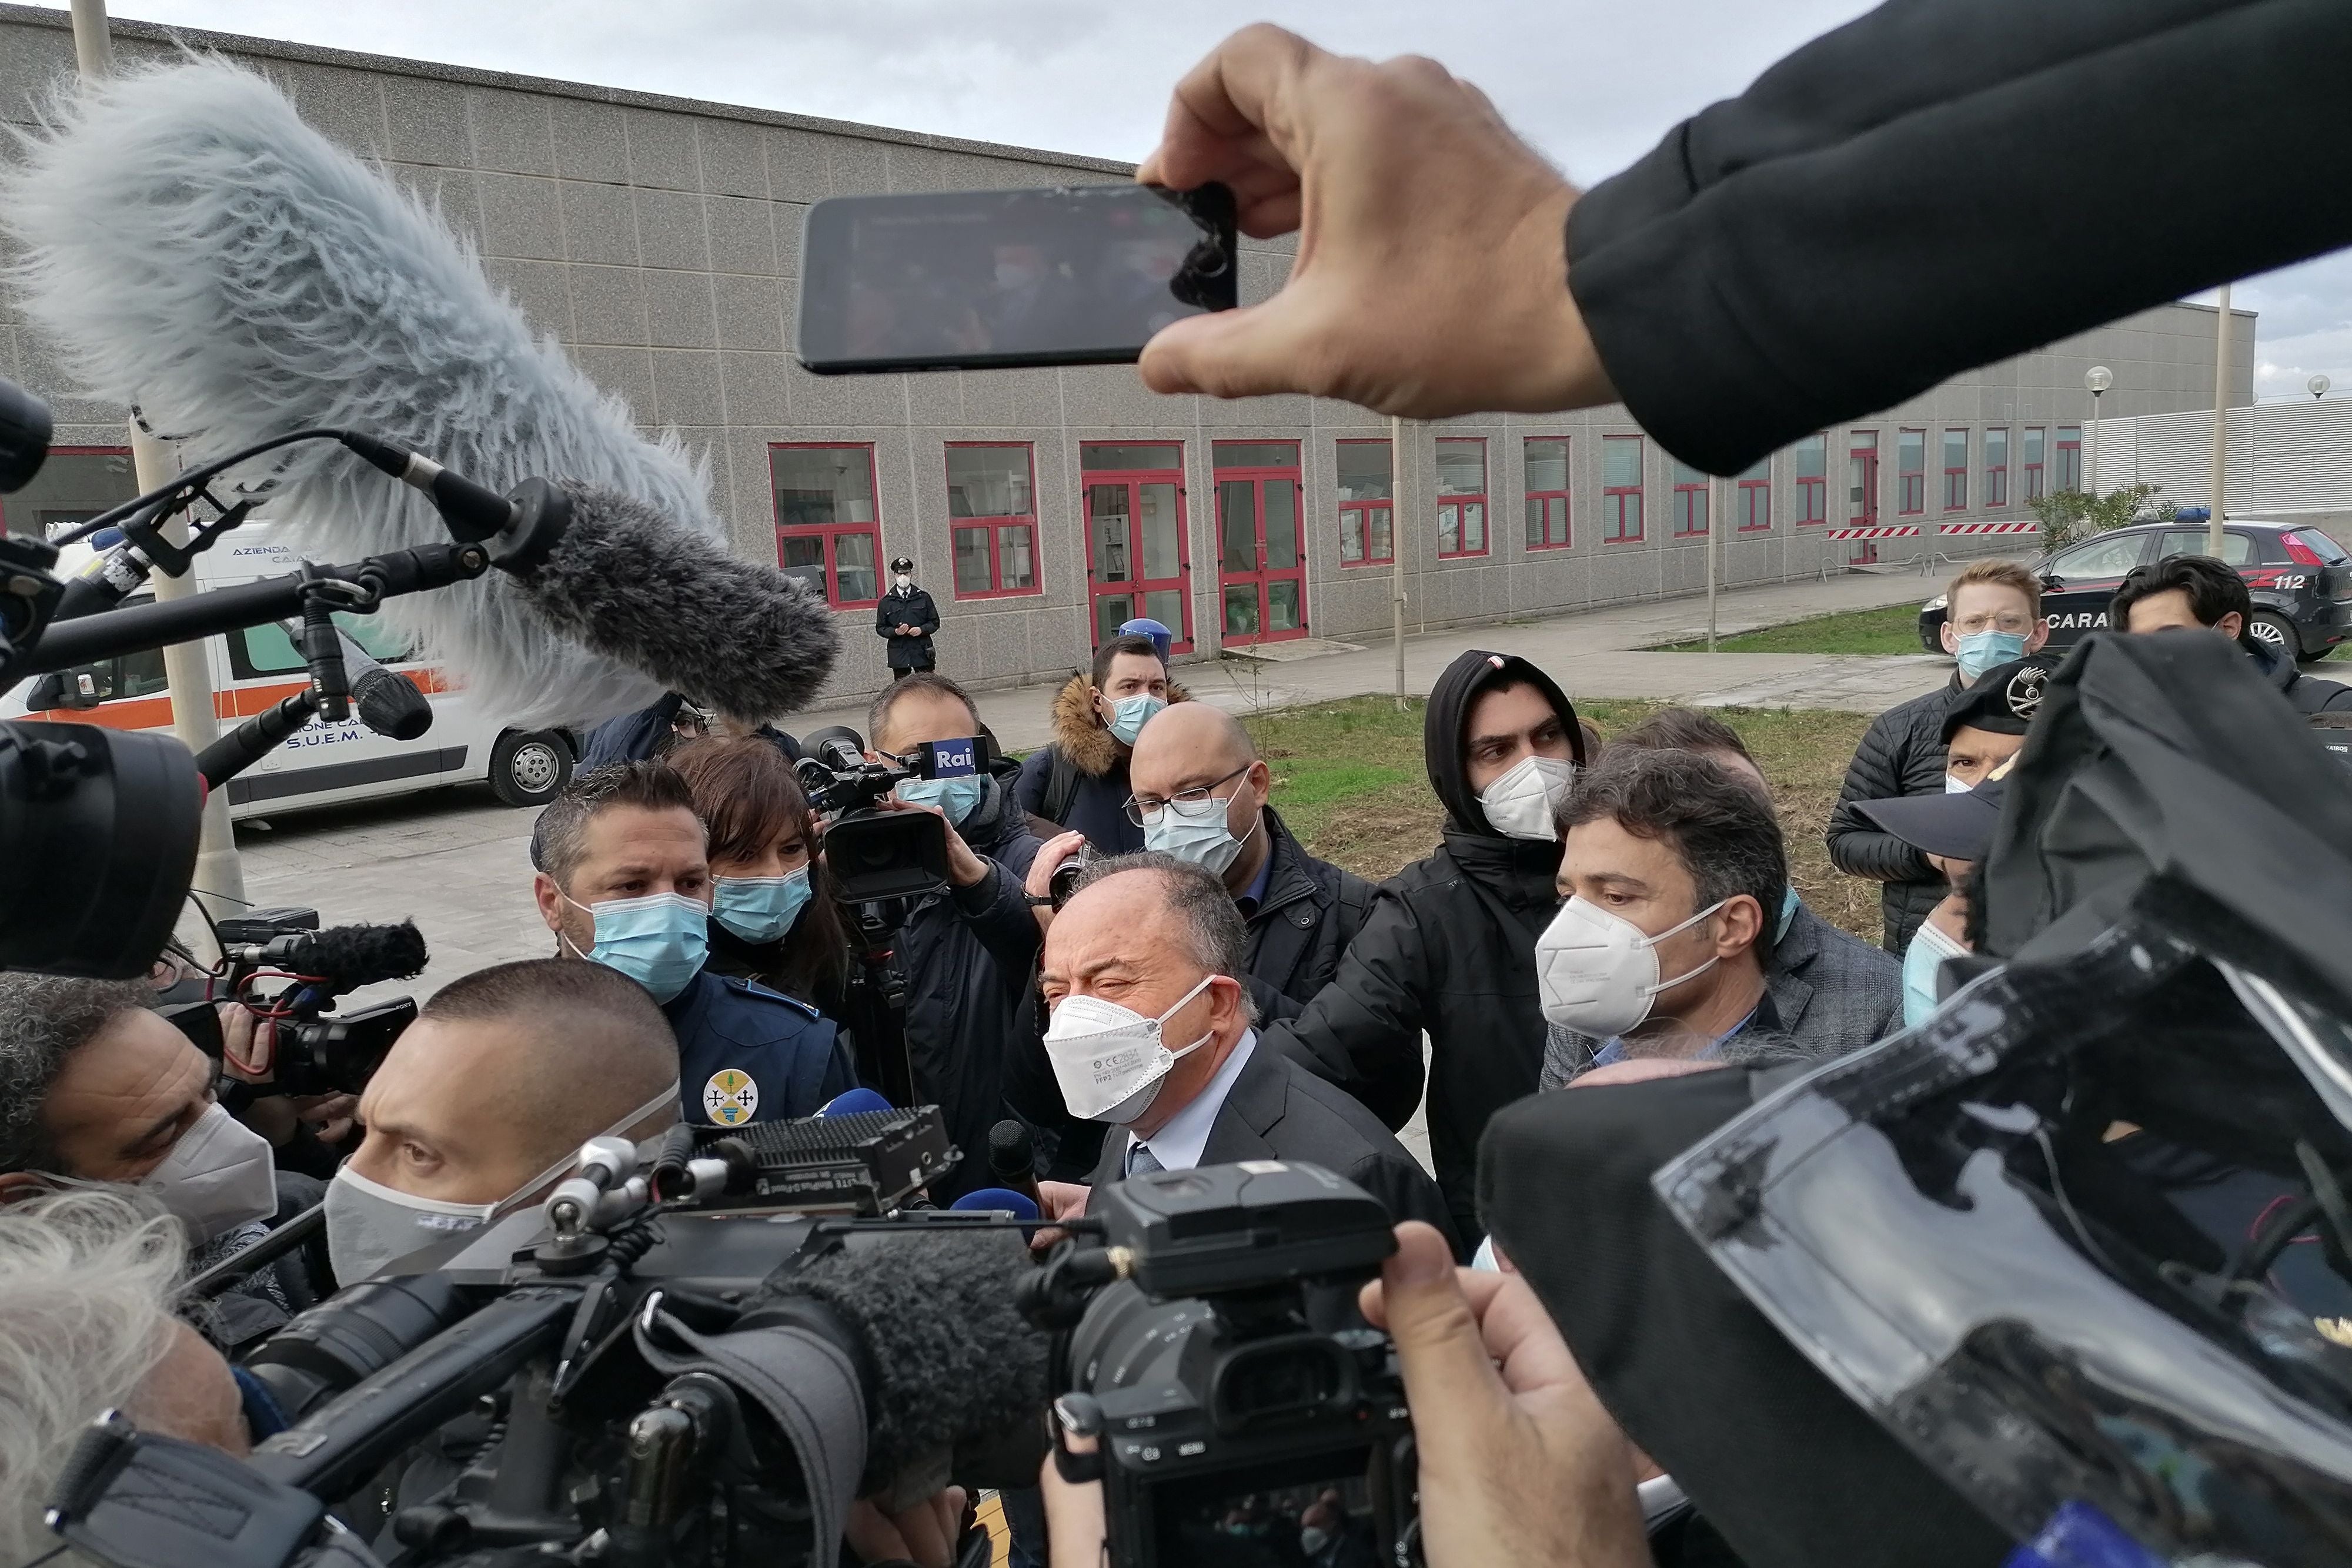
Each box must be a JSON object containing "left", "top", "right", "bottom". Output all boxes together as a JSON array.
[
  {"left": 818, "top": 1087, "right": 894, "bottom": 1118},
  {"left": 2, "top": 59, "right": 834, "bottom": 727},
  {"left": 298, "top": 621, "right": 432, "bottom": 743},
  {"left": 987, "top": 1119, "right": 1044, "bottom": 1212},
  {"left": 949, "top": 1186, "right": 1041, "bottom": 1222}
]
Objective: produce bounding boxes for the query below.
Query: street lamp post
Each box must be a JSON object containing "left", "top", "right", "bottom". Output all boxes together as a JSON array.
[
  {"left": 2312, "top": 373, "right": 2333, "bottom": 402},
  {"left": 2084, "top": 365, "right": 2113, "bottom": 497},
  {"left": 2207, "top": 285, "right": 2232, "bottom": 558}
]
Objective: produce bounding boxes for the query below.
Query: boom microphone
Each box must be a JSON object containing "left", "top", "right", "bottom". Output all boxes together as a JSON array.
[
  {"left": 1, "top": 60, "right": 835, "bottom": 726},
  {"left": 223, "top": 920, "right": 428, "bottom": 996}
]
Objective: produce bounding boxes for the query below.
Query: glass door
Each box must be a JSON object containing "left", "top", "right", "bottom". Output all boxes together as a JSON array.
[
  {"left": 1211, "top": 441, "right": 1305, "bottom": 646},
  {"left": 1081, "top": 443, "right": 1191, "bottom": 652},
  {"left": 1847, "top": 430, "right": 1882, "bottom": 564}
]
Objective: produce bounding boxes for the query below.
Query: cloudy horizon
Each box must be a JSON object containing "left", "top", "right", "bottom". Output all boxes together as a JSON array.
[{"left": 31, "top": 0, "right": 2351, "bottom": 401}]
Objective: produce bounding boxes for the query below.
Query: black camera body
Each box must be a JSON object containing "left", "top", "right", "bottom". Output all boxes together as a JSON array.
[
  {"left": 162, "top": 905, "right": 424, "bottom": 1098},
  {"left": 1052, "top": 1163, "right": 1419, "bottom": 1568},
  {"left": 794, "top": 727, "right": 1000, "bottom": 904}
]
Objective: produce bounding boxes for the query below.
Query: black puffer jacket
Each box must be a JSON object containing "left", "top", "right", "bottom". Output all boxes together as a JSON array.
[
  {"left": 2254, "top": 638, "right": 2352, "bottom": 713},
  {"left": 1245, "top": 807, "right": 1379, "bottom": 1007},
  {"left": 1261, "top": 649, "right": 1585, "bottom": 1245},
  {"left": 1825, "top": 678, "right": 1962, "bottom": 953}
]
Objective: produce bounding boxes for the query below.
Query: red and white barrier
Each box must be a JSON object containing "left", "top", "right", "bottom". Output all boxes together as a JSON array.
[
  {"left": 1939, "top": 520, "right": 2041, "bottom": 536},
  {"left": 1826, "top": 524, "right": 1922, "bottom": 540}
]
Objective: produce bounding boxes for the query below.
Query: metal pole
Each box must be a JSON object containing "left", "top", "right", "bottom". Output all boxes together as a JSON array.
[
  {"left": 74, "top": 1, "right": 247, "bottom": 940},
  {"left": 1705, "top": 474, "right": 1721, "bottom": 651},
  {"left": 2208, "top": 284, "right": 2232, "bottom": 557},
  {"left": 2087, "top": 390, "right": 2102, "bottom": 499},
  {"left": 1390, "top": 415, "right": 1407, "bottom": 710}
]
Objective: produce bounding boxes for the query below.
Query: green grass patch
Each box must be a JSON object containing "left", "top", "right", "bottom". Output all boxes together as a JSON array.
[
  {"left": 1242, "top": 695, "right": 1883, "bottom": 940},
  {"left": 1647, "top": 601, "right": 1930, "bottom": 656}
]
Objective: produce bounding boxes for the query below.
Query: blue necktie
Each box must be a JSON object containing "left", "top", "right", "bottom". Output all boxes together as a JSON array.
[{"left": 1127, "top": 1142, "right": 1163, "bottom": 1175}]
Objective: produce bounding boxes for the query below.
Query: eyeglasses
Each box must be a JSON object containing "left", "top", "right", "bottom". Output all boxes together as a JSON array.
[{"left": 1125, "top": 764, "right": 1250, "bottom": 827}]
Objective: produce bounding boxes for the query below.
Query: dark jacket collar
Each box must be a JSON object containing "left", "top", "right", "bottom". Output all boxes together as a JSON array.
[
  {"left": 1438, "top": 825, "right": 1565, "bottom": 912},
  {"left": 1251, "top": 807, "right": 1321, "bottom": 917},
  {"left": 1198, "top": 1038, "right": 1286, "bottom": 1164},
  {"left": 1045, "top": 673, "right": 1196, "bottom": 778}
]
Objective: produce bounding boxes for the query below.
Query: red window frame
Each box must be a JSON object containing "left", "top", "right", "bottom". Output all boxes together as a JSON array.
[
  {"left": 1434, "top": 437, "right": 1489, "bottom": 559},
  {"left": 1794, "top": 434, "right": 1828, "bottom": 525},
  {"left": 1983, "top": 427, "right": 2009, "bottom": 508},
  {"left": 1671, "top": 461, "right": 1709, "bottom": 537},
  {"left": 1523, "top": 436, "right": 1571, "bottom": 551},
  {"left": 943, "top": 442, "right": 1041, "bottom": 600},
  {"left": 1897, "top": 428, "right": 1926, "bottom": 515},
  {"left": 2054, "top": 426, "right": 2083, "bottom": 493},
  {"left": 1942, "top": 428, "right": 1969, "bottom": 512},
  {"left": 1738, "top": 460, "right": 1771, "bottom": 531},
  {"left": 1337, "top": 438, "right": 1394, "bottom": 567},
  {"left": 770, "top": 442, "right": 883, "bottom": 609},
  {"left": 1602, "top": 434, "right": 1644, "bottom": 543},
  {"left": 2023, "top": 426, "right": 2046, "bottom": 502}
]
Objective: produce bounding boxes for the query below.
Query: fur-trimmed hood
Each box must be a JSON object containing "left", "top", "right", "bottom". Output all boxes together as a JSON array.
[{"left": 1048, "top": 671, "right": 1194, "bottom": 777}]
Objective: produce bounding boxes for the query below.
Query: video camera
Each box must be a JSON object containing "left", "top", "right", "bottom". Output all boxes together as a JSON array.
[
  {"left": 1025, "top": 1163, "right": 1418, "bottom": 1568},
  {"left": 793, "top": 725, "right": 995, "bottom": 904},
  {"left": 159, "top": 905, "right": 427, "bottom": 1099},
  {"left": 46, "top": 1125, "right": 1412, "bottom": 1568}
]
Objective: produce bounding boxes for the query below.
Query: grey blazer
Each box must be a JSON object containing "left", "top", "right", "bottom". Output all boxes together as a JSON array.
[{"left": 1540, "top": 901, "right": 1903, "bottom": 1089}]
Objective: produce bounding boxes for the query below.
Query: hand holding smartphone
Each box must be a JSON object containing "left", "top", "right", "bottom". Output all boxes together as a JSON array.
[{"left": 797, "top": 183, "right": 1237, "bottom": 374}]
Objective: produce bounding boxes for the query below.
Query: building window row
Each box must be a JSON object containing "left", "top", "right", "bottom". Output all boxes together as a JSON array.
[{"left": 773, "top": 422, "right": 2066, "bottom": 611}]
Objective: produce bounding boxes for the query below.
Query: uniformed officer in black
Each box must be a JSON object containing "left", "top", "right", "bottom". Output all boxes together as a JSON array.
[
  {"left": 877, "top": 554, "right": 940, "bottom": 681},
  {"left": 530, "top": 761, "right": 855, "bottom": 1126}
]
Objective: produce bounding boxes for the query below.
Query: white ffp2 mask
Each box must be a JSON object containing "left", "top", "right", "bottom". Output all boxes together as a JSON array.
[
  {"left": 1478, "top": 754, "right": 1578, "bottom": 841},
  {"left": 1042, "top": 974, "right": 1216, "bottom": 1124},
  {"left": 140, "top": 1101, "right": 279, "bottom": 1243},
  {"left": 1535, "top": 895, "right": 1728, "bottom": 1038}
]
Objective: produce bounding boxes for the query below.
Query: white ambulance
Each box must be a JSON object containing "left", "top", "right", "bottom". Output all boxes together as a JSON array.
[{"left": 0, "top": 526, "right": 579, "bottom": 819}]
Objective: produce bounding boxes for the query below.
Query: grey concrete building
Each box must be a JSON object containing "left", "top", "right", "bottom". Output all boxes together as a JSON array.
[{"left": 0, "top": 4, "right": 2257, "bottom": 707}]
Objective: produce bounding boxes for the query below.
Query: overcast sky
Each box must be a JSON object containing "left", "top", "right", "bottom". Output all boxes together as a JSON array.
[{"left": 52, "top": 0, "right": 2352, "bottom": 400}]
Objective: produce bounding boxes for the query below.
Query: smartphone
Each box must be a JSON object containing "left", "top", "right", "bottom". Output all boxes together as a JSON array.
[{"left": 797, "top": 183, "right": 1237, "bottom": 375}]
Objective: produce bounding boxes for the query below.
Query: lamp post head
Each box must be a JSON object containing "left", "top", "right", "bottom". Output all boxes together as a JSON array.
[
  {"left": 2084, "top": 365, "right": 2114, "bottom": 395},
  {"left": 2311, "top": 373, "right": 2333, "bottom": 400}
]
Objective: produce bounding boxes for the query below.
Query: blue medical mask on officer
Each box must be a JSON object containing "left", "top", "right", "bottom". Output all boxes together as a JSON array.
[
  {"left": 1953, "top": 628, "right": 2028, "bottom": 683},
  {"left": 563, "top": 891, "right": 709, "bottom": 1002},
  {"left": 1105, "top": 693, "right": 1166, "bottom": 747},
  {"left": 897, "top": 774, "right": 984, "bottom": 825},
  {"left": 712, "top": 868, "right": 813, "bottom": 944}
]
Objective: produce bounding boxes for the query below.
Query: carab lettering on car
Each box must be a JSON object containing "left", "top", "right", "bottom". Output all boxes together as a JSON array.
[{"left": 2046, "top": 610, "right": 2111, "bottom": 631}]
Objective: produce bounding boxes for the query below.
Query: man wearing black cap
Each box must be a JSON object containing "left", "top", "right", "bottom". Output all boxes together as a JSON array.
[
  {"left": 1937, "top": 656, "right": 2049, "bottom": 793},
  {"left": 1853, "top": 757, "right": 2009, "bottom": 1032},
  {"left": 1261, "top": 648, "right": 1587, "bottom": 1247},
  {"left": 876, "top": 554, "right": 939, "bottom": 680}
]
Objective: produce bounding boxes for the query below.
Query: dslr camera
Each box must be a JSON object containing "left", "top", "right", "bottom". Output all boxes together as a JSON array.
[
  {"left": 161, "top": 905, "right": 425, "bottom": 1098},
  {"left": 794, "top": 726, "right": 995, "bottom": 902},
  {"left": 1028, "top": 1162, "right": 1419, "bottom": 1568}
]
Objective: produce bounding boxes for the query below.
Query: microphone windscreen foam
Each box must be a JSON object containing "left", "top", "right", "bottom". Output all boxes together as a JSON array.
[
  {"left": 818, "top": 1088, "right": 893, "bottom": 1119},
  {"left": 948, "top": 1188, "right": 1041, "bottom": 1221},
  {"left": 0, "top": 59, "right": 757, "bottom": 727}
]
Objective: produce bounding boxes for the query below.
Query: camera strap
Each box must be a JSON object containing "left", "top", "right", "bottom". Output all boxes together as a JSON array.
[{"left": 633, "top": 1296, "right": 867, "bottom": 1568}]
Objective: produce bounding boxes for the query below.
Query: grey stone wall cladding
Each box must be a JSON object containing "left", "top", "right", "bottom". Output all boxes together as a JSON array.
[{"left": 0, "top": 7, "right": 2254, "bottom": 703}]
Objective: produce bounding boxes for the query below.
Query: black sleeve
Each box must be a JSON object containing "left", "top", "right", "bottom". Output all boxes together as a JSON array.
[
  {"left": 1567, "top": 0, "right": 2352, "bottom": 474},
  {"left": 1824, "top": 710, "right": 1933, "bottom": 884},
  {"left": 1258, "top": 888, "right": 1432, "bottom": 1131},
  {"left": 915, "top": 594, "right": 941, "bottom": 636}
]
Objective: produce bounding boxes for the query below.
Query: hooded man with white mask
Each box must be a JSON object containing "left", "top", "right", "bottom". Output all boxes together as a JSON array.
[
  {"left": 1257, "top": 648, "right": 1586, "bottom": 1247},
  {"left": 1031, "top": 854, "right": 1453, "bottom": 1255}
]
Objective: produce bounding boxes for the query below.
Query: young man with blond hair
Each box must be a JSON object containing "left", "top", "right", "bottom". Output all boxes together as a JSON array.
[{"left": 1827, "top": 558, "right": 2049, "bottom": 952}]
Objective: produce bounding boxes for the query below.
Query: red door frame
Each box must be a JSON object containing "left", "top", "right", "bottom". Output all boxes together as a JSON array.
[
  {"left": 1211, "top": 442, "right": 1307, "bottom": 646},
  {"left": 1847, "top": 433, "right": 1881, "bottom": 565},
  {"left": 1080, "top": 445, "right": 1193, "bottom": 653}
]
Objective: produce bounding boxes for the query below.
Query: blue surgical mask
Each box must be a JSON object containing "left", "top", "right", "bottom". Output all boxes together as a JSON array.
[
  {"left": 1145, "top": 795, "right": 1257, "bottom": 877},
  {"left": 712, "top": 867, "right": 813, "bottom": 944},
  {"left": 1774, "top": 884, "right": 1801, "bottom": 945},
  {"left": 897, "top": 774, "right": 984, "bottom": 825},
  {"left": 1105, "top": 693, "right": 1166, "bottom": 747},
  {"left": 564, "top": 890, "right": 708, "bottom": 1002},
  {"left": 1902, "top": 920, "right": 1969, "bottom": 1028},
  {"left": 1954, "top": 628, "right": 2027, "bottom": 683}
]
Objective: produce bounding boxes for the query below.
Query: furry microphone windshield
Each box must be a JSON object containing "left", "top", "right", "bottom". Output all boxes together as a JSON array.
[{"left": 1, "top": 58, "right": 834, "bottom": 726}]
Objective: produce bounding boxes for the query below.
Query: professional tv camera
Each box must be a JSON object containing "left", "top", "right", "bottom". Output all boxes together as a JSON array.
[
  {"left": 1024, "top": 1164, "right": 1419, "bottom": 1568},
  {"left": 159, "top": 906, "right": 427, "bottom": 1099}
]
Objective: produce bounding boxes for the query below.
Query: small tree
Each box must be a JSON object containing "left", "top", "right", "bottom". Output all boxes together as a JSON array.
[{"left": 2030, "top": 482, "right": 2176, "bottom": 549}]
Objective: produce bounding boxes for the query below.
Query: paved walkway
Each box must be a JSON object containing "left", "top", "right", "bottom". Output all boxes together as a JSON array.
[{"left": 228, "top": 570, "right": 1947, "bottom": 1011}]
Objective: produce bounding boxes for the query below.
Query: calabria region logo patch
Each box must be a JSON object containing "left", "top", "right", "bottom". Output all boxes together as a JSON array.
[{"left": 703, "top": 1068, "right": 758, "bottom": 1126}]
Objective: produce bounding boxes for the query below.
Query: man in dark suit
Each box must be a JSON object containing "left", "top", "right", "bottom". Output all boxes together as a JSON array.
[{"left": 1031, "top": 852, "right": 1456, "bottom": 1257}]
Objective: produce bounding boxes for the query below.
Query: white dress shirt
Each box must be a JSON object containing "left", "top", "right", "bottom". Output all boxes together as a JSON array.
[{"left": 1124, "top": 1028, "right": 1257, "bottom": 1176}]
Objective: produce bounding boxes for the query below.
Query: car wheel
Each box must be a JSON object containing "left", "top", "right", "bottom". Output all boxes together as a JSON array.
[
  {"left": 490, "top": 729, "right": 573, "bottom": 808},
  {"left": 2247, "top": 611, "right": 2301, "bottom": 660}
]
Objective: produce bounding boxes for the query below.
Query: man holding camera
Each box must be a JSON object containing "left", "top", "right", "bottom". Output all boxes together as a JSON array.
[
  {"left": 532, "top": 761, "right": 853, "bottom": 1128},
  {"left": 863, "top": 672, "right": 1045, "bottom": 1202},
  {"left": 1033, "top": 853, "right": 1451, "bottom": 1247}
]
